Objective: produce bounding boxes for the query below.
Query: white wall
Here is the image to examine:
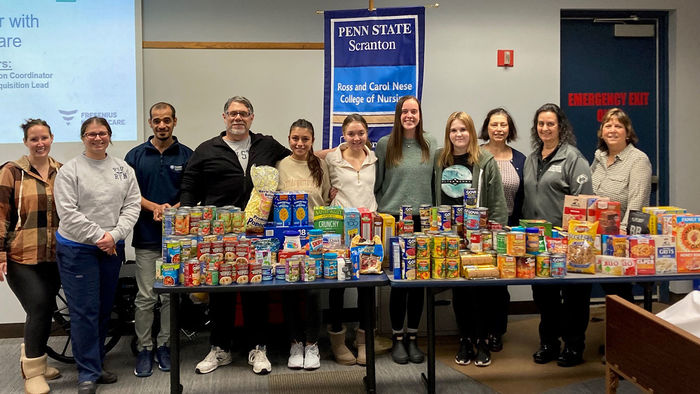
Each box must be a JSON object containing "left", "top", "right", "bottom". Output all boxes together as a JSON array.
[{"left": 3, "top": 0, "right": 699, "bottom": 323}]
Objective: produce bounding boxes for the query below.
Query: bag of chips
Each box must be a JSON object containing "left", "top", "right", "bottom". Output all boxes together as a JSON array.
[{"left": 244, "top": 165, "right": 278, "bottom": 233}]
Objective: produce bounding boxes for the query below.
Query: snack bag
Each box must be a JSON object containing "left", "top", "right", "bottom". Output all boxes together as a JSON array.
[
  {"left": 566, "top": 220, "right": 599, "bottom": 274},
  {"left": 351, "top": 235, "right": 384, "bottom": 274},
  {"left": 245, "top": 165, "right": 279, "bottom": 233}
]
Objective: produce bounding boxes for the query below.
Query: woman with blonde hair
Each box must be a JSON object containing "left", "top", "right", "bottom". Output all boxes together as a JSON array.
[{"left": 433, "top": 111, "right": 507, "bottom": 366}]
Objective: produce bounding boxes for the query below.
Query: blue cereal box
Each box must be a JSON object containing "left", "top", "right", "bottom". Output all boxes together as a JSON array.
[
  {"left": 344, "top": 208, "right": 361, "bottom": 247},
  {"left": 291, "top": 192, "right": 309, "bottom": 226},
  {"left": 273, "top": 192, "right": 292, "bottom": 227}
]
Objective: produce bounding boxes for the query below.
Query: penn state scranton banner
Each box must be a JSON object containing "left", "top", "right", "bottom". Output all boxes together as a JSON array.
[{"left": 322, "top": 7, "right": 425, "bottom": 149}]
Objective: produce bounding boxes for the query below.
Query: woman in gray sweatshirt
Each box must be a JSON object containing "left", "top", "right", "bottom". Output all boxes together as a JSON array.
[{"left": 54, "top": 117, "right": 141, "bottom": 393}]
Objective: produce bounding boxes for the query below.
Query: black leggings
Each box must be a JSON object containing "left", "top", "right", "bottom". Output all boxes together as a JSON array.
[
  {"left": 329, "top": 288, "right": 369, "bottom": 332},
  {"left": 6, "top": 260, "right": 61, "bottom": 358},
  {"left": 390, "top": 287, "right": 424, "bottom": 332}
]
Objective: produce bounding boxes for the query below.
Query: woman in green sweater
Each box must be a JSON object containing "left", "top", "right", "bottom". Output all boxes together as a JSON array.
[
  {"left": 433, "top": 111, "right": 507, "bottom": 367},
  {"left": 375, "top": 95, "right": 436, "bottom": 364}
]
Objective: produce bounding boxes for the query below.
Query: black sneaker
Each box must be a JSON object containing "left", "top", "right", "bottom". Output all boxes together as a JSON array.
[
  {"left": 455, "top": 337, "right": 475, "bottom": 365},
  {"left": 474, "top": 341, "right": 491, "bottom": 367},
  {"left": 156, "top": 346, "right": 171, "bottom": 372},
  {"left": 134, "top": 349, "right": 153, "bottom": 377},
  {"left": 391, "top": 334, "right": 409, "bottom": 364},
  {"left": 488, "top": 334, "right": 503, "bottom": 352}
]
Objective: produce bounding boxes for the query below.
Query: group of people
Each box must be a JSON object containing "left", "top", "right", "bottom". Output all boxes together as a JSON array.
[{"left": 0, "top": 94, "right": 651, "bottom": 393}]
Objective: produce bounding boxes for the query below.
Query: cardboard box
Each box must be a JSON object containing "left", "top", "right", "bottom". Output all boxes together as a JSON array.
[
  {"left": 358, "top": 207, "right": 373, "bottom": 240},
  {"left": 672, "top": 215, "right": 700, "bottom": 272},
  {"left": 562, "top": 195, "right": 605, "bottom": 229},
  {"left": 343, "top": 208, "right": 360, "bottom": 248}
]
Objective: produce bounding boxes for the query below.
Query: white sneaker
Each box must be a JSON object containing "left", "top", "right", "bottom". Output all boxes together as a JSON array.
[
  {"left": 288, "top": 342, "right": 304, "bottom": 369},
  {"left": 195, "top": 346, "right": 232, "bottom": 374},
  {"left": 303, "top": 343, "right": 320, "bottom": 370},
  {"left": 248, "top": 345, "right": 272, "bottom": 375}
]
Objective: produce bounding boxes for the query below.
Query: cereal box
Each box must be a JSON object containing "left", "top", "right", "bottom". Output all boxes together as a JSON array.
[
  {"left": 566, "top": 220, "right": 598, "bottom": 274},
  {"left": 653, "top": 235, "right": 677, "bottom": 274},
  {"left": 629, "top": 235, "right": 655, "bottom": 275},
  {"left": 562, "top": 195, "right": 597, "bottom": 229},
  {"left": 343, "top": 208, "right": 360, "bottom": 248},
  {"left": 673, "top": 215, "right": 700, "bottom": 273}
]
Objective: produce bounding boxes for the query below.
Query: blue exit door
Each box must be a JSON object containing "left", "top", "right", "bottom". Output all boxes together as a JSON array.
[{"left": 560, "top": 11, "right": 668, "bottom": 205}]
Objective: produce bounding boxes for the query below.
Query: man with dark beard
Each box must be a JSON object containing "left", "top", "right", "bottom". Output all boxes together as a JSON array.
[{"left": 125, "top": 102, "right": 193, "bottom": 377}]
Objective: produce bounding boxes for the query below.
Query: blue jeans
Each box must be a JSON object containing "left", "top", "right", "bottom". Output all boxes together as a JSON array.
[{"left": 56, "top": 240, "right": 123, "bottom": 383}]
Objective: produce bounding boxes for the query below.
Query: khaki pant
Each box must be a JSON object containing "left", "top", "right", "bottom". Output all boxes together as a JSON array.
[{"left": 134, "top": 248, "right": 170, "bottom": 350}]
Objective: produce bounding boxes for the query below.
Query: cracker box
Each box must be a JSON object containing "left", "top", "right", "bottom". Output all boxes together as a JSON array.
[
  {"left": 672, "top": 215, "right": 700, "bottom": 273},
  {"left": 653, "top": 235, "right": 677, "bottom": 274},
  {"left": 313, "top": 206, "right": 344, "bottom": 236},
  {"left": 358, "top": 207, "right": 373, "bottom": 240},
  {"left": 629, "top": 235, "right": 655, "bottom": 275},
  {"left": 593, "top": 200, "right": 621, "bottom": 235},
  {"left": 343, "top": 208, "right": 360, "bottom": 248}
]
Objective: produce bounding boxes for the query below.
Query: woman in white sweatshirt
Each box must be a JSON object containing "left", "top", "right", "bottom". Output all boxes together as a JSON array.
[
  {"left": 54, "top": 117, "right": 141, "bottom": 394},
  {"left": 324, "top": 114, "right": 377, "bottom": 366}
]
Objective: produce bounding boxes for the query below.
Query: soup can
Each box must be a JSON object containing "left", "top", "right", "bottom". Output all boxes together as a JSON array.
[
  {"left": 400, "top": 205, "right": 413, "bottom": 222},
  {"left": 550, "top": 253, "right": 567, "bottom": 278},
  {"left": 536, "top": 252, "right": 551, "bottom": 277},
  {"left": 419, "top": 204, "right": 432, "bottom": 231},
  {"left": 465, "top": 208, "right": 480, "bottom": 230},
  {"left": 463, "top": 188, "right": 477, "bottom": 208}
]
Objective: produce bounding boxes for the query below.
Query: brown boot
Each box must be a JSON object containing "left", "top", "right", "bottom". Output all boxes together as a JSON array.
[
  {"left": 328, "top": 326, "right": 356, "bottom": 365},
  {"left": 21, "top": 352, "right": 50, "bottom": 394},
  {"left": 355, "top": 329, "right": 366, "bottom": 366},
  {"left": 22, "top": 344, "right": 60, "bottom": 381}
]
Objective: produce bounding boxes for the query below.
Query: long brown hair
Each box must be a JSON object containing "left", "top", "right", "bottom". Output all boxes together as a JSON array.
[
  {"left": 289, "top": 119, "right": 323, "bottom": 187},
  {"left": 341, "top": 114, "right": 372, "bottom": 149},
  {"left": 386, "top": 95, "right": 430, "bottom": 168},
  {"left": 438, "top": 112, "right": 480, "bottom": 168}
]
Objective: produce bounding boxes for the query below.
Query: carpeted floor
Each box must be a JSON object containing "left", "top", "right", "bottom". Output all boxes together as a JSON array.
[{"left": 0, "top": 303, "right": 662, "bottom": 393}]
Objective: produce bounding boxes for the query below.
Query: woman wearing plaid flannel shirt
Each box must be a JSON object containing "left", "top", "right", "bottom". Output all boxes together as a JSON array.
[{"left": 0, "top": 119, "right": 62, "bottom": 394}]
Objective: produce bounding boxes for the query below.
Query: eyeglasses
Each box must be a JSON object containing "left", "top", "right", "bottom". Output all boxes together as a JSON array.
[
  {"left": 226, "top": 111, "right": 251, "bottom": 118},
  {"left": 84, "top": 131, "right": 109, "bottom": 139}
]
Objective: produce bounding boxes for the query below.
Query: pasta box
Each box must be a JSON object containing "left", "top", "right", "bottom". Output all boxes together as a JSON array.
[{"left": 629, "top": 235, "right": 655, "bottom": 275}]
